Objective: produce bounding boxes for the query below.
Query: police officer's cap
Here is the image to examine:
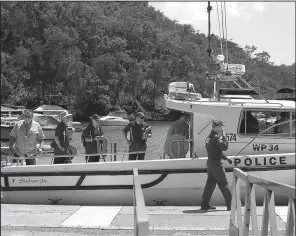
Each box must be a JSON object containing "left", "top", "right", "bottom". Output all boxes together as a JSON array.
[
  {"left": 90, "top": 114, "right": 100, "bottom": 120},
  {"left": 212, "top": 120, "right": 226, "bottom": 128},
  {"left": 136, "top": 112, "right": 145, "bottom": 118}
]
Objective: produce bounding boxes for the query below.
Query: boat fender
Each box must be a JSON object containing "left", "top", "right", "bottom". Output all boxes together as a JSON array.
[
  {"left": 164, "top": 134, "right": 189, "bottom": 159},
  {"left": 95, "top": 137, "right": 107, "bottom": 154}
]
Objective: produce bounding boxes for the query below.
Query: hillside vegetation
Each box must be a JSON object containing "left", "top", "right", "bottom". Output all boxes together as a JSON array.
[{"left": 1, "top": 2, "right": 295, "bottom": 120}]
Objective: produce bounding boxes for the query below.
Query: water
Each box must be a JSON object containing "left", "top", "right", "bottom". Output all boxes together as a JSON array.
[
  {"left": 1, "top": 121, "right": 171, "bottom": 163},
  {"left": 66, "top": 121, "right": 171, "bottom": 161}
]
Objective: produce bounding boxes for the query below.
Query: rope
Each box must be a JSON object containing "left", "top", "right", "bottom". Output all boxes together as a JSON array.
[
  {"left": 224, "top": 2, "right": 229, "bottom": 69},
  {"left": 216, "top": 2, "right": 223, "bottom": 55}
]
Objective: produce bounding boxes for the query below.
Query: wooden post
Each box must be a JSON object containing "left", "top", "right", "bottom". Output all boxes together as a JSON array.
[
  {"left": 229, "top": 170, "right": 239, "bottom": 236},
  {"left": 114, "top": 143, "right": 117, "bottom": 162},
  {"left": 285, "top": 197, "right": 295, "bottom": 236},
  {"left": 110, "top": 143, "right": 114, "bottom": 161},
  {"left": 249, "top": 183, "right": 259, "bottom": 236},
  {"left": 243, "top": 180, "right": 251, "bottom": 236},
  {"left": 261, "top": 188, "right": 269, "bottom": 236},
  {"left": 267, "top": 190, "right": 278, "bottom": 236},
  {"left": 235, "top": 177, "right": 243, "bottom": 236}
]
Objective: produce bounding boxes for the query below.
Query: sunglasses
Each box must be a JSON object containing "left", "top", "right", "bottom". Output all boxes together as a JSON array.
[{"left": 139, "top": 117, "right": 145, "bottom": 119}]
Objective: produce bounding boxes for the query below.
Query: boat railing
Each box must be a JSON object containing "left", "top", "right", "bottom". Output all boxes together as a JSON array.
[
  {"left": 1, "top": 148, "right": 168, "bottom": 167},
  {"left": 165, "top": 94, "right": 287, "bottom": 108},
  {"left": 229, "top": 168, "right": 295, "bottom": 236},
  {"left": 133, "top": 168, "right": 149, "bottom": 236}
]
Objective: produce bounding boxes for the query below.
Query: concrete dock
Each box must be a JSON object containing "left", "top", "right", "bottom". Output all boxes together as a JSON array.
[{"left": 1, "top": 204, "right": 289, "bottom": 236}]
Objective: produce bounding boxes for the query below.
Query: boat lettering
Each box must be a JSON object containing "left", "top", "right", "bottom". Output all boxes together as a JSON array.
[
  {"left": 233, "top": 156, "right": 286, "bottom": 167},
  {"left": 226, "top": 133, "right": 237, "bottom": 142},
  {"left": 252, "top": 144, "right": 279, "bottom": 152},
  {"left": 14, "top": 178, "right": 47, "bottom": 184}
]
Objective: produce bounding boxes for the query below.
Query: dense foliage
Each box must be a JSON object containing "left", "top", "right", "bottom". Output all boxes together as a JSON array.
[{"left": 1, "top": 2, "right": 295, "bottom": 120}]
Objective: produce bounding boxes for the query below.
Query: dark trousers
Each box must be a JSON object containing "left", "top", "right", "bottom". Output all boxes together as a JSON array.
[
  {"left": 84, "top": 142, "right": 102, "bottom": 163},
  {"left": 129, "top": 143, "right": 146, "bottom": 161},
  {"left": 86, "top": 155, "right": 101, "bottom": 163},
  {"left": 53, "top": 148, "right": 72, "bottom": 164},
  {"left": 12, "top": 153, "right": 36, "bottom": 165},
  {"left": 201, "top": 159, "right": 232, "bottom": 208}
]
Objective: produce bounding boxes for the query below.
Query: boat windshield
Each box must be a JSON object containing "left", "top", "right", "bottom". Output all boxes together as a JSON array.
[{"left": 238, "top": 110, "right": 295, "bottom": 137}]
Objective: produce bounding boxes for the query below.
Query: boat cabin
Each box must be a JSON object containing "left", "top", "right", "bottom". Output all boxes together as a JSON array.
[{"left": 165, "top": 67, "right": 295, "bottom": 160}]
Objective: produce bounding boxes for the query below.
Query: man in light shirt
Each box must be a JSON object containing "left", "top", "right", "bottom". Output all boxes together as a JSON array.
[
  {"left": 163, "top": 112, "right": 190, "bottom": 158},
  {"left": 9, "top": 109, "right": 45, "bottom": 165}
]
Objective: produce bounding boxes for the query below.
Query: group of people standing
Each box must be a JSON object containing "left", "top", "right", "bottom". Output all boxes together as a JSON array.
[
  {"left": 7, "top": 110, "right": 153, "bottom": 165},
  {"left": 8, "top": 108, "right": 232, "bottom": 210}
]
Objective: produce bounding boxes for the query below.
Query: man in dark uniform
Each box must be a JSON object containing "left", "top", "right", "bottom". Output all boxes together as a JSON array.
[
  {"left": 200, "top": 120, "right": 233, "bottom": 211},
  {"left": 123, "top": 112, "right": 152, "bottom": 160}
]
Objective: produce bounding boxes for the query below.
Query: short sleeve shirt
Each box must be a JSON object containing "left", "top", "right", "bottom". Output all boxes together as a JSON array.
[
  {"left": 167, "top": 120, "right": 189, "bottom": 138},
  {"left": 123, "top": 121, "right": 151, "bottom": 145},
  {"left": 55, "top": 122, "right": 70, "bottom": 150},
  {"left": 10, "top": 120, "right": 45, "bottom": 156}
]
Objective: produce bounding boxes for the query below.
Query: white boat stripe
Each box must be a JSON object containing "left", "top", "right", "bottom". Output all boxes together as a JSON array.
[{"left": 60, "top": 206, "right": 122, "bottom": 228}]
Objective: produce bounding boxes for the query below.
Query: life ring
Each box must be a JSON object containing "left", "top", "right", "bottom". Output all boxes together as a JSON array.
[
  {"left": 95, "top": 137, "right": 107, "bottom": 154},
  {"left": 164, "top": 134, "right": 189, "bottom": 159}
]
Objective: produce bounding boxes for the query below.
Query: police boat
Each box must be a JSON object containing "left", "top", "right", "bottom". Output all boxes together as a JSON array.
[
  {"left": 1, "top": 1, "right": 295, "bottom": 206},
  {"left": 1, "top": 67, "right": 295, "bottom": 206}
]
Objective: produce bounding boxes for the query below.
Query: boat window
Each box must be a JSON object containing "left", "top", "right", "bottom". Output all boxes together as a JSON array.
[
  {"left": 33, "top": 116, "right": 60, "bottom": 127},
  {"left": 238, "top": 110, "right": 295, "bottom": 137}
]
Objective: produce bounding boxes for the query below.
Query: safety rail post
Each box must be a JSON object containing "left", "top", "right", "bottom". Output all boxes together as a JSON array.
[
  {"left": 229, "top": 168, "right": 246, "bottom": 236},
  {"left": 229, "top": 168, "right": 296, "bottom": 236},
  {"left": 114, "top": 143, "right": 117, "bottom": 162},
  {"left": 133, "top": 168, "right": 149, "bottom": 236}
]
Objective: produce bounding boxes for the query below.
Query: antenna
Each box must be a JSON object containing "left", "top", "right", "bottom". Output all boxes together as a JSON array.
[{"left": 206, "top": 1, "right": 213, "bottom": 57}]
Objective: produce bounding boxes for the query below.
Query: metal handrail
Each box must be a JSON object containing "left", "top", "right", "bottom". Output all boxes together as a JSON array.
[
  {"left": 239, "top": 76, "right": 269, "bottom": 103},
  {"left": 133, "top": 168, "right": 149, "bottom": 236},
  {"left": 229, "top": 168, "right": 295, "bottom": 236},
  {"left": 166, "top": 96, "right": 287, "bottom": 108}
]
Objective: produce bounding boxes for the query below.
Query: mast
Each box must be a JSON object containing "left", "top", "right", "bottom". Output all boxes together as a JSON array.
[
  {"left": 206, "top": 1, "right": 220, "bottom": 100},
  {"left": 207, "top": 1, "right": 213, "bottom": 58}
]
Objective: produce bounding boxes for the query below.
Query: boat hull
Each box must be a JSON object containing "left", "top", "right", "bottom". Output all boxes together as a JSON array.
[{"left": 1, "top": 153, "right": 295, "bottom": 206}]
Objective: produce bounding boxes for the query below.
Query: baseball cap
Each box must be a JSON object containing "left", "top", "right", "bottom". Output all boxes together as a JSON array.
[
  {"left": 136, "top": 112, "right": 145, "bottom": 118},
  {"left": 90, "top": 114, "right": 100, "bottom": 120},
  {"left": 212, "top": 120, "right": 226, "bottom": 128},
  {"left": 60, "top": 111, "right": 72, "bottom": 120}
]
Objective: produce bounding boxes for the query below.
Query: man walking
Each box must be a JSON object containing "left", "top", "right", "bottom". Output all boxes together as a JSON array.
[
  {"left": 200, "top": 120, "right": 233, "bottom": 211},
  {"left": 9, "top": 109, "right": 45, "bottom": 165},
  {"left": 123, "top": 112, "right": 152, "bottom": 160}
]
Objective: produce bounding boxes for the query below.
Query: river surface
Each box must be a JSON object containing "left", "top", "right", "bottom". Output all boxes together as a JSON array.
[
  {"left": 1, "top": 121, "right": 172, "bottom": 163},
  {"left": 71, "top": 121, "right": 171, "bottom": 160}
]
